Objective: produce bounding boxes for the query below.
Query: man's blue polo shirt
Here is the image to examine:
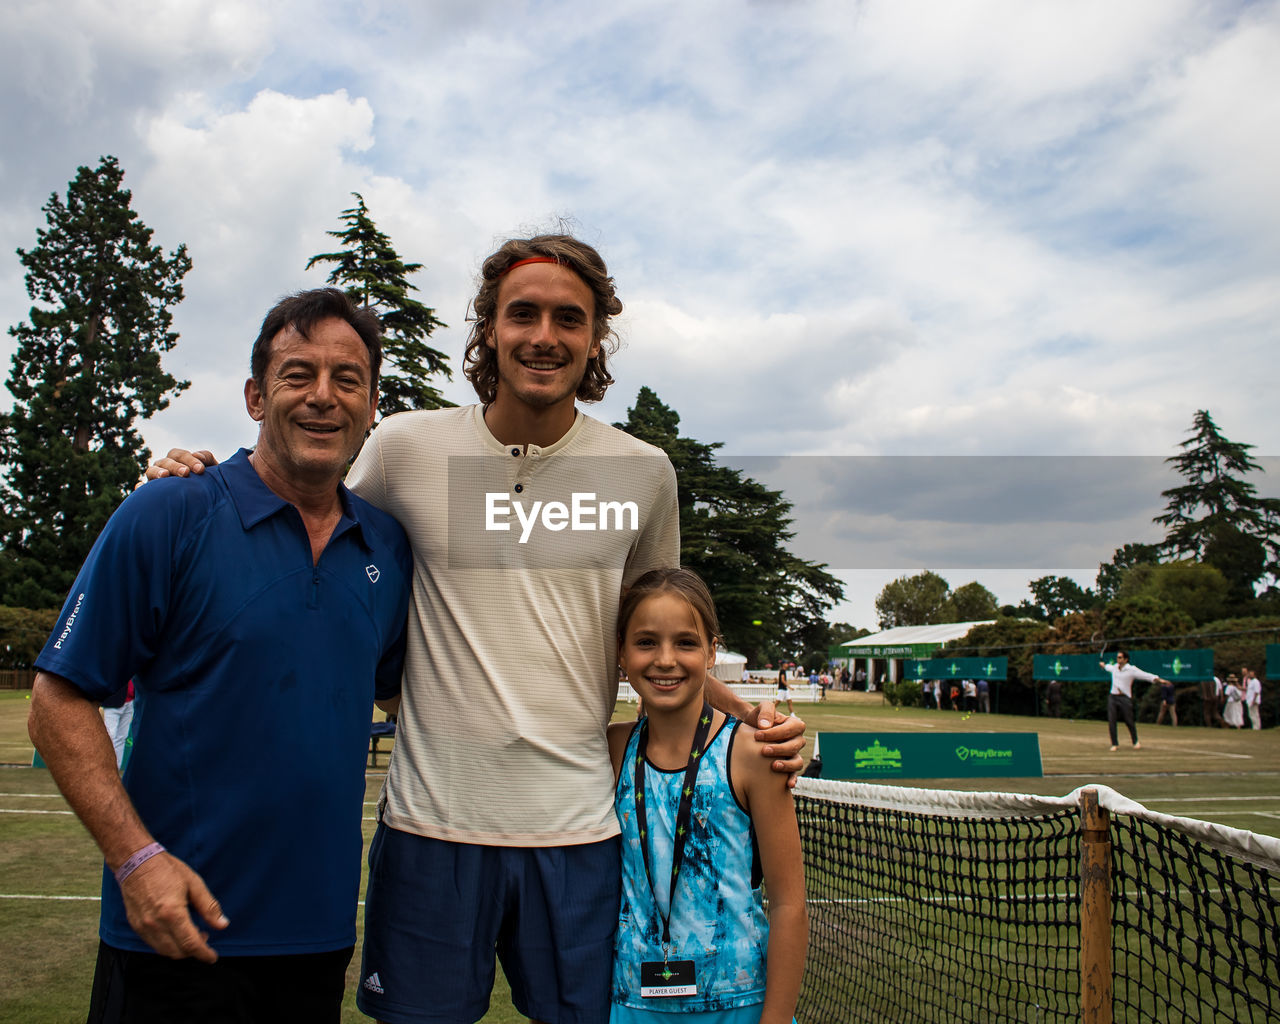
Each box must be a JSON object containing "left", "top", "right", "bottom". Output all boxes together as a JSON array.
[{"left": 36, "top": 449, "right": 411, "bottom": 955}]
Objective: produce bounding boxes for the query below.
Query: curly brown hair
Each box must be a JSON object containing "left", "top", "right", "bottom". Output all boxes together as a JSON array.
[{"left": 463, "top": 234, "right": 622, "bottom": 404}]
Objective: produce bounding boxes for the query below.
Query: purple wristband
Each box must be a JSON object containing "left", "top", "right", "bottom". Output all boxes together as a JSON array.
[{"left": 115, "top": 842, "right": 165, "bottom": 885}]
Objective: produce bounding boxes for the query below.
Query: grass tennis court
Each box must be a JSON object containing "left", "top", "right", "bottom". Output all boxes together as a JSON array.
[{"left": 2, "top": 689, "right": 1276, "bottom": 1021}]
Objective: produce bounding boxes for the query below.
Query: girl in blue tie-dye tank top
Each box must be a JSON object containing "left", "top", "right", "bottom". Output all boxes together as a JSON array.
[{"left": 608, "top": 568, "right": 807, "bottom": 1024}]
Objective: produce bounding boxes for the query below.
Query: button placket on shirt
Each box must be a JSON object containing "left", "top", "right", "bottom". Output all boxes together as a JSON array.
[{"left": 510, "top": 444, "right": 543, "bottom": 496}]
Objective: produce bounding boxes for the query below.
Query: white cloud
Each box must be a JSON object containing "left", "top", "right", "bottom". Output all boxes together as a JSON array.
[{"left": 2, "top": 0, "right": 1278, "bottom": 627}]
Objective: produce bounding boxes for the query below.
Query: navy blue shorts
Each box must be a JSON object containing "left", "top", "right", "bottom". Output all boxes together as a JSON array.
[
  {"left": 357, "top": 824, "right": 621, "bottom": 1024},
  {"left": 88, "top": 940, "right": 352, "bottom": 1023}
]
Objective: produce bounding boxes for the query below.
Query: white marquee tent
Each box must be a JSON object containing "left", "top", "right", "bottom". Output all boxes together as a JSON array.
[{"left": 711, "top": 647, "right": 748, "bottom": 681}]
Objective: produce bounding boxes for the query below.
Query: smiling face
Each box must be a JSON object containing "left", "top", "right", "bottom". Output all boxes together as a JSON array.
[
  {"left": 244, "top": 316, "right": 377, "bottom": 488},
  {"left": 486, "top": 262, "right": 600, "bottom": 418},
  {"left": 619, "top": 591, "right": 717, "bottom": 715}
]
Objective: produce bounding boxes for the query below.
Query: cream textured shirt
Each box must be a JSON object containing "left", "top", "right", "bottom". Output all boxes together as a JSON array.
[{"left": 347, "top": 405, "right": 680, "bottom": 845}]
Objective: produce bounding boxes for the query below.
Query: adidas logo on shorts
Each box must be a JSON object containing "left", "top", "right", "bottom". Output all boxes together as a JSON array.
[{"left": 363, "top": 972, "right": 385, "bottom": 995}]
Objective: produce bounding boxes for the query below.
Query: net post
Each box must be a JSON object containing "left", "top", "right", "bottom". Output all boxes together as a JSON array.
[{"left": 1079, "top": 787, "right": 1112, "bottom": 1024}]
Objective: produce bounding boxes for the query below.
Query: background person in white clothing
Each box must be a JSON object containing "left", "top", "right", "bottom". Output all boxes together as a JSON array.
[
  {"left": 1100, "top": 650, "right": 1171, "bottom": 751},
  {"left": 1244, "top": 669, "right": 1263, "bottom": 730}
]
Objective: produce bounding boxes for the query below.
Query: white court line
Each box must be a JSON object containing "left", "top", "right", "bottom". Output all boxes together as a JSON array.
[
  {"left": 0, "top": 893, "right": 375, "bottom": 907},
  {"left": 0, "top": 808, "right": 72, "bottom": 814},
  {"left": 1042, "top": 749, "right": 1254, "bottom": 761},
  {"left": 0, "top": 793, "right": 65, "bottom": 798},
  {"left": 0, "top": 894, "right": 99, "bottom": 901},
  {"left": 1164, "top": 747, "right": 1255, "bottom": 760},
  {"left": 1151, "top": 795, "right": 1280, "bottom": 803}
]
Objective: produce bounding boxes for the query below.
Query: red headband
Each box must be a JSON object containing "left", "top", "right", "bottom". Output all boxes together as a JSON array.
[{"left": 499, "top": 256, "right": 562, "bottom": 277}]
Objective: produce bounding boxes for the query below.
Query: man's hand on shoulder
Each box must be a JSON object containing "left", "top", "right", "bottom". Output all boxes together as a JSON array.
[
  {"left": 119, "top": 851, "right": 228, "bottom": 962},
  {"left": 141, "top": 449, "right": 218, "bottom": 485},
  {"left": 744, "top": 700, "right": 807, "bottom": 787}
]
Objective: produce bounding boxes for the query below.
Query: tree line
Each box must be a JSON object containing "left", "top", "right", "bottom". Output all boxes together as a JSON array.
[
  {"left": 873, "top": 412, "right": 1280, "bottom": 717},
  {"left": 0, "top": 157, "right": 842, "bottom": 667},
  {"left": 875, "top": 409, "right": 1279, "bottom": 634}
]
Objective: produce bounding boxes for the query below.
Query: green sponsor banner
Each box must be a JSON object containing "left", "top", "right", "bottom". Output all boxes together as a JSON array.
[
  {"left": 1033, "top": 649, "right": 1215, "bottom": 682},
  {"left": 904, "top": 656, "right": 1007, "bottom": 680},
  {"left": 844, "top": 643, "right": 939, "bottom": 659},
  {"left": 818, "top": 732, "right": 1042, "bottom": 780},
  {"left": 1033, "top": 654, "right": 1108, "bottom": 681},
  {"left": 1269, "top": 645, "right": 1279, "bottom": 680},
  {"left": 1135, "top": 648, "right": 1213, "bottom": 681}
]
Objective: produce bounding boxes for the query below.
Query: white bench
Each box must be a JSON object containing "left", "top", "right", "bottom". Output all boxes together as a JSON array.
[{"left": 616, "top": 682, "right": 824, "bottom": 703}]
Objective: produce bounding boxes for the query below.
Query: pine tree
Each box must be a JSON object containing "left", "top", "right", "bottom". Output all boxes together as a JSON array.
[
  {"left": 617, "top": 387, "right": 843, "bottom": 666},
  {"left": 306, "top": 193, "right": 452, "bottom": 414},
  {"left": 0, "top": 156, "right": 191, "bottom": 608},
  {"left": 1154, "top": 410, "right": 1280, "bottom": 606}
]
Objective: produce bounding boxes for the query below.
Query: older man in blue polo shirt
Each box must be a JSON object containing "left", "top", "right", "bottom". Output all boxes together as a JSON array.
[{"left": 28, "top": 288, "right": 411, "bottom": 1024}]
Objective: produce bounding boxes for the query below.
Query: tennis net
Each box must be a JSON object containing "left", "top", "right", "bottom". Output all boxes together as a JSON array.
[{"left": 792, "top": 779, "right": 1280, "bottom": 1023}]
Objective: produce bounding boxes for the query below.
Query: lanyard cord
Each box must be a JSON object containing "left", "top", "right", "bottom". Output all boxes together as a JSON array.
[{"left": 634, "top": 702, "right": 714, "bottom": 952}]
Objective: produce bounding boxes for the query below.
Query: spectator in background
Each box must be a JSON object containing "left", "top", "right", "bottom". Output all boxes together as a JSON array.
[
  {"left": 856, "top": 667, "right": 868, "bottom": 691},
  {"left": 1046, "top": 678, "right": 1063, "bottom": 718},
  {"left": 1245, "top": 669, "right": 1263, "bottom": 730},
  {"left": 962, "top": 679, "right": 977, "bottom": 712},
  {"left": 777, "top": 672, "right": 795, "bottom": 716},
  {"left": 1154, "top": 678, "right": 1179, "bottom": 727},
  {"left": 100, "top": 680, "right": 135, "bottom": 770},
  {"left": 1223, "top": 674, "right": 1245, "bottom": 729},
  {"left": 977, "top": 677, "right": 991, "bottom": 714},
  {"left": 1201, "top": 675, "right": 1226, "bottom": 729}
]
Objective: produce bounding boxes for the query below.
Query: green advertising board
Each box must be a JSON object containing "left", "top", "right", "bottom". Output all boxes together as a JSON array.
[
  {"left": 1032, "top": 654, "right": 1108, "bottom": 681},
  {"left": 1033, "top": 648, "right": 1215, "bottom": 682},
  {"left": 818, "top": 732, "right": 1043, "bottom": 780},
  {"left": 842, "top": 643, "right": 939, "bottom": 660},
  {"left": 903, "top": 656, "right": 1007, "bottom": 680},
  {"left": 1137, "top": 648, "right": 1214, "bottom": 681},
  {"left": 1269, "top": 645, "right": 1279, "bottom": 680}
]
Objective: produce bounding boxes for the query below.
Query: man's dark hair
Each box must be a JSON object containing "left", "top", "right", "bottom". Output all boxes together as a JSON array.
[
  {"left": 251, "top": 288, "right": 383, "bottom": 389},
  {"left": 463, "top": 235, "right": 622, "bottom": 404},
  {"left": 1116, "top": 649, "right": 1129, "bottom": 659}
]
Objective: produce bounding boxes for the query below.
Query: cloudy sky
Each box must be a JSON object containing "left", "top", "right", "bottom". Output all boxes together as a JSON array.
[{"left": 2, "top": 0, "right": 1277, "bottom": 630}]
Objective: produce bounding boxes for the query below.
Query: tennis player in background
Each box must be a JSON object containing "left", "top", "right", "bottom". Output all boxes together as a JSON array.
[{"left": 1100, "top": 650, "right": 1170, "bottom": 751}]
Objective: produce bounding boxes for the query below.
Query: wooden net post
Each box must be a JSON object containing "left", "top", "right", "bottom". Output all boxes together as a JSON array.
[{"left": 1079, "top": 787, "right": 1112, "bottom": 1024}]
